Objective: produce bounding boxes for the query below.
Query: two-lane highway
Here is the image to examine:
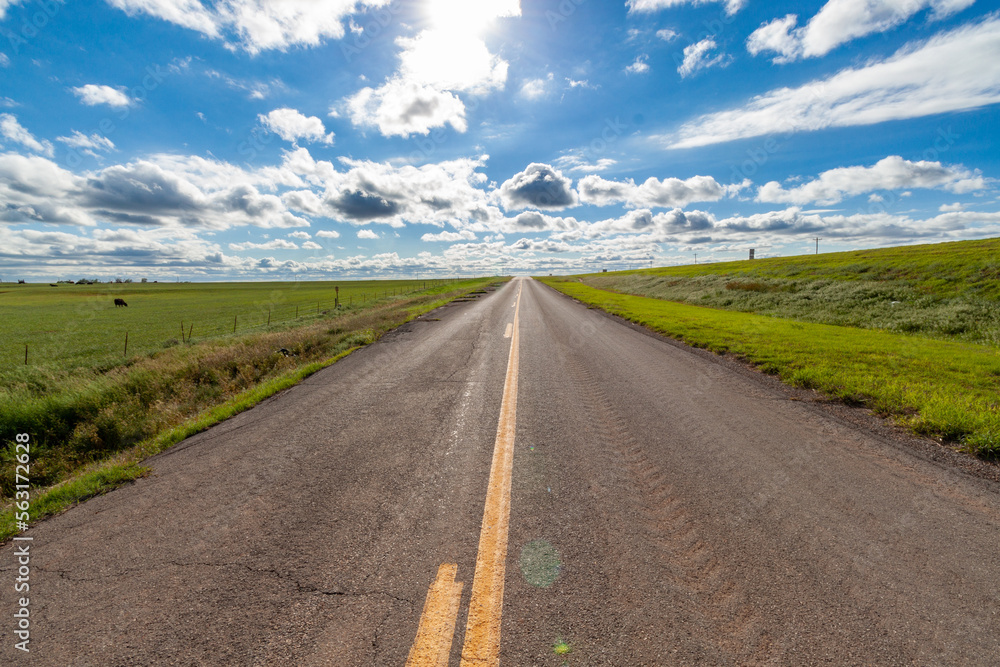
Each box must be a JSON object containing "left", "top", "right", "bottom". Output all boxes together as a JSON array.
[{"left": 3, "top": 277, "right": 999, "bottom": 665}]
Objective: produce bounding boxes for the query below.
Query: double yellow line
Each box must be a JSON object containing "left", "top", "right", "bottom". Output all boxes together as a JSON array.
[{"left": 407, "top": 281, "right": 523, "bottom": 667}]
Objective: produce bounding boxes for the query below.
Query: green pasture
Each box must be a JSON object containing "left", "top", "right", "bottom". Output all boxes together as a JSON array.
[{"left": 0, "top": 279, "right": 451, "bottom": 371}]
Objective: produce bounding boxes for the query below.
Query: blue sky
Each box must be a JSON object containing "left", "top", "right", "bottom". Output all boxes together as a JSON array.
[{"left": 1, "top": 0, "right": 999, "bottom": 280}]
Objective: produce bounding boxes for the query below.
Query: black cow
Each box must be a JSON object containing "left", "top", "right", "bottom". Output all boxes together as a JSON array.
[{"left": 114, "top": 298, "right": 128, "bottom": 307}]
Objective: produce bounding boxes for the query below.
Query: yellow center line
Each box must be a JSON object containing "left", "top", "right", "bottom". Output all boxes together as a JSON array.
[
  {"left": 461, "top": 280, "right": 523, "bottom": 666},
  {"left": 406, "top": 563, "right": 465, "bottom": 667}
]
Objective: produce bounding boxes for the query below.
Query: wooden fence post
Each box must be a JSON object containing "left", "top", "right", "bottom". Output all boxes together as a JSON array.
[
  {"left": 124, "top": 331, "right": 128, "bottom": 357},
  {"left": 234, "top": 314, "right": 237, "bottom": 333}
]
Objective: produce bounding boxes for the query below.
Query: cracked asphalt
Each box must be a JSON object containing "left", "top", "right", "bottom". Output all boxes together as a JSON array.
[{"left": 2, "top": 277, "right": 1000, "bottom": 665}]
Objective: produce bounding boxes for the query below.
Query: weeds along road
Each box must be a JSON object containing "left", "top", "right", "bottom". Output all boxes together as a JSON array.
[{"left": 3, "top": 277, "right": 1000, "bottom": 665}]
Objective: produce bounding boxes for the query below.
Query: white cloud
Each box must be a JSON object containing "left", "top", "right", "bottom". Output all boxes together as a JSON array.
[
  {"left": 0, "top": 114, "right": 54, "bottom": 156},
  {"left": 578, "top": 174, "right": 726, "bottom": 208},
  {"left": 625, "top": 55, "right": 650, "bottom": 75},
  {"left": 106, "top": 0, "right": 392, "bottom": 54},
  {"left": 341, "top": 3, "right": 515, "bottom": 138},
  {"left": 520, "top": 73, "right": 553, "bottom": 99},
  {"left": 748, "top": 0, "right": 977, "bottom": 63},
  {"left": 316, "top": 229, "right": 341, "bottom": 238},
  {"left": 499, "top": 163, "right": 578, "bottom": 211},
  {"left": 668, "top": 16, "right": 1000, "bottom": 148},
  {"left": 0, "top": 152, "right": 310, "bottom": 229},
  {"left": 0, "top": 0, "right": 26, "bottom": 20},
  {"left": 656, "top": 28, "right": 679, "bottom": 42},
  {"left": 677, "top": 39, "right": 730, "bottom": 78},
  {"left": 421, "top": 229, "right": 476, "bottom": 242},
  {"left": 205, "top": 69, "right": 285, "bottom": 100},
  {"left": 553, "top": 154, "right": 618, "bottom": 174},
  {"left": 757, "top": 156, "right": 988, "bottom": 205},
  {"left": 357, "top": 228, "right": 379, "bottom": 239},
  {"left": 746, "top": 14, "right": 801, "bottom": 63},
  {"left": 0, "top": 53, "right": 9, "bottom": 67},
  {"left": 344, "top": 79, "right": 467, "bottom": 137},
  {"left": 939, "top": 202, "right": 965, "bottom": 212},
  {"left": 229, "top": 239, "right": 300, "bottom": 251},
  {"left": 288, "top": 231, "right": 311, "bottom": 239},
  {"left": 301, "top": 240, "right": 323, "bottom": 249},
  {"left": 626, "top": 0, "right": 746, "bottom": 16},
  {"left": 56, "top": 131, "right": 116, "bottom": 158},
  {"left": 259, "top": 108, "right": 334, "bottom": 145},
  {"left": 71, "top": 84, "right": 132, "bottom": 108},
  {"left": 396, "top": 29, "right": 509, "bottom": 95}
]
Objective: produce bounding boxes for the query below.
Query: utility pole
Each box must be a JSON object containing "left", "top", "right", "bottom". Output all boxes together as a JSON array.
[{"left": 814, "top": 237, "right": 820, "bottom": 255}]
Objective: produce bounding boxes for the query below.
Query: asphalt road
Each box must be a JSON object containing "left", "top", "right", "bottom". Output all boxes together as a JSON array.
[{"left": 3, "top": 277, "right": 999, "bottom": 665}]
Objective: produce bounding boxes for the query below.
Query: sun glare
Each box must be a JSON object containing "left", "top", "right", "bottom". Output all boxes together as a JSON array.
[{"left": 425, "top": 0, "right": 520, "bottom": 36}]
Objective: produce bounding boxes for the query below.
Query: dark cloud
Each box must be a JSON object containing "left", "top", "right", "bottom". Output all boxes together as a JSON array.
[
  {"left": 85, "top": 163, "right": 202, "bottom": 213},
  {"left": 500, "top": 163, "right": 578, "bottom": 210},
  {"left": 327, "top": 189, "right": 400, "bottom": 221}
]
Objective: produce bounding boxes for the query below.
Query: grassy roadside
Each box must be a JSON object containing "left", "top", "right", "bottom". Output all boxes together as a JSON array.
[
  {"left": 581, "top": 238, "right": 1000, "bottom": 347},
  {"left": 0, "top": 278, "right": 507, "bottom": 541},
  {"left": 538, "top": 277, "right": 1000, "bottom": 460}
]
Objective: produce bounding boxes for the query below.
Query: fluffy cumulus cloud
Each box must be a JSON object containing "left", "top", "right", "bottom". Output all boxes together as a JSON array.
[
  {"left": 578, "top": 174, "right": 726, "bottom": 208},
  {"left": 626, "top": 0, "right": 746, "bottom": 16},
  {"left": 499, "top": 163, "right": 578, "bottom": 211},
  {"left": 677, "top": 39, "right": 730, "bottom": 78},
  {"left": 0, "top": 114, "right": 54, "bottom": 156},
  {"left": 71, "top": 84, "right": 132, "bottom": 108},
  {"left": 668, "top": 16, "right": 1000, "bottom": 148},
  {"left": 276, "top": 150, "right": 495, "bottom": 228},
  {"left": 357, "top": 228, "right": 379, "bottom": 239},
  {"left": 105, "top": 0, "right": 392, "bottom": 54},
  {"left": 344, "top": 79, "right": 467, "bottom": 137},
  {"left": 0, "top": 152, "right": 308, "bottom": 229},
  {"left": 757, "top": 156, "right": 989, "bottom": 204},
  {"left": 341, "top": 1, "right": 517, "bottom": 137},
  {"left": 258, "top": 108, "right": 334, "bottom": 145},
  {"left": 625, "top": 55, "right": 650, "bottom": 75},
  {"left": 748, "top": 0, "right": 976, "bottom": 63}
]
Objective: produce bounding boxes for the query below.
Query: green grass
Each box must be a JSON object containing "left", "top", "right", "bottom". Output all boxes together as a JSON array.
[
  {"left": 581, "top": 238, "right": 1000, "bottom": 346},
  {"left": 538, "top": 277, "right": 1000, "bottom": 459},
  {"left": 0, "top": 278, "right": 456, "bottom": 371},
  {"left": 0, "top": 278, "right": 507, "bottom": 540}
]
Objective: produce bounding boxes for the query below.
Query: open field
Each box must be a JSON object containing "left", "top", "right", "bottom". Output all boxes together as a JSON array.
[
  {"left": 0, "top": 279, "right": 454, "bottom": 371},
  {"left": 581, "top": 237, "right": 1000, "bottom": 346},
  {"left": 538, "top": 276, "right": 1000, "bottom": 460},
  {"left": 0, "top": 277, "right": 505, "bottom": 537}
]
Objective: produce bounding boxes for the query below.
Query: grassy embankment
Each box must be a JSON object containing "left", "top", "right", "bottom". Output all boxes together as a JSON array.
[
  {"left": 0, "top": 278, "right": 506, "bottom": 540},
  {"left": 538, "top": 238, "right": 1000, "bottom": 459}
]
